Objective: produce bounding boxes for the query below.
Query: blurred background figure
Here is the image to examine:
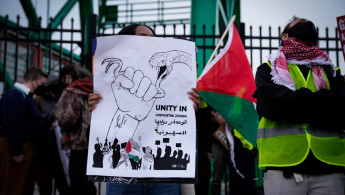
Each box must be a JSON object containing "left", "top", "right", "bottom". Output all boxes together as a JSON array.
[
  {"left": 35, "top": 74, "right": 70, "bottom": 195},
  {"left": 210, "top": 110, "right": 228, "bottom": 195},
  {"left": 194, "top": 106, "right": 213, "bottom": 195},
  {"left": 55, "top": 65, "right": 96, "bottom": 195},
  {"left": 0, "top": 66, "right": 47, "bottom": 195},
  {"left": 212, "top": 111, "right": 262, "bottom": 195}
]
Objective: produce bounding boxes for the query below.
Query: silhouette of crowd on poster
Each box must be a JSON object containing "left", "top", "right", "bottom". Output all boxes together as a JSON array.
[{"left": 92, "top": 137, "right": 190, "bottom": 171}]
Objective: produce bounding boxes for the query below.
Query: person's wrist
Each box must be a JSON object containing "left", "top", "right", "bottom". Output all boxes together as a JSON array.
[{"left": 109, "top": 111, "right": 140, "bottom": 144}]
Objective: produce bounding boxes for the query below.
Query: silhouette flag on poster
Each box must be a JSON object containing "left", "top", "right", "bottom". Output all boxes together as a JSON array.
[
  {"left": 126, "top": 138, "right": 140, "bottom": 162},
  {"left": 197, "top": 23, "right": 259, "bottom": 147}
]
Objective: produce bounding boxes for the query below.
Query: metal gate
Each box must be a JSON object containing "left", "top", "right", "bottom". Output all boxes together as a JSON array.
[{"left": 0, "top": 15, "right": 85, "bottom": 93}]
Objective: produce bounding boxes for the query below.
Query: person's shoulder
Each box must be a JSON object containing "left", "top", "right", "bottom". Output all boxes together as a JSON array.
[
  {"left": 255, "top": 62, "right": 271, "bottom": 76},
  {"left": 0, "top": 88, "right": 27, "bottom": 108},
  {"left": 257, "top": 62, "right": 271, "bottom": 70},
  {"left": 3, "top": 87, "right": 26, "bottom": 99}
]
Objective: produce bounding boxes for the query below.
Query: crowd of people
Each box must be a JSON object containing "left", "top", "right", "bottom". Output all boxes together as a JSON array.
[{"left": 0, "top": 16, "right": 344, "bottom": 195}]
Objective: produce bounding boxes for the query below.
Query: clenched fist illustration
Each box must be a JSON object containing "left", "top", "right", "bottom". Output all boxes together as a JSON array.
[{"left": 112, "top": 66, "right": 160, "bottom": 121}]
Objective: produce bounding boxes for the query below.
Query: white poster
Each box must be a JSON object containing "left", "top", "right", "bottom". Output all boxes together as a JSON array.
[{"left": 87, "top": 35, "right": 197, "bottom": 180}]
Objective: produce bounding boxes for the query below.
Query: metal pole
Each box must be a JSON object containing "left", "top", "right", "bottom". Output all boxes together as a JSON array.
[
  {"left": 26, "top": 18, "right": 31, "bottom": 70},
  {"left": 14, "top": 15, "right": 20, "bottom": 82},
  {"left": 81, "top": 17, "right": 86, "bottom": 68},
  {"left": 2, "top": 15, "right": 8, "bottom": 94},
  {"left": 48, "top": 18, "right": 52, "bottom": 74},
  {"left": 69, "top": 18, "right": 74, "bottom": 67},
  {"left": 59, "top": 18, "right": 63, "bottom": 72},
  {"left": 87, "top": 14, "right": 97, "bottom": 72},
  {"left": 38, "top": 17, "right": 42, "bottom": 68}
]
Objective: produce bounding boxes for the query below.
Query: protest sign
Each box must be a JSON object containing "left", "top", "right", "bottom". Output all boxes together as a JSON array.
[
  {"left": 337, "top": 15, "right": 345, "bottom": 61},
  {"left": 87, "top": 35, "right": 197, "bottom": 183}
]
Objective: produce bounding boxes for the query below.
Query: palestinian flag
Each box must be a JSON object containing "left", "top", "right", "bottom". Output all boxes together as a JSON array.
[
  {"left": 126, "top": 138, "right": 140, "bottom": 162},
  {"left": 197, "top": 24, "right": 259, "bottom": 147}
]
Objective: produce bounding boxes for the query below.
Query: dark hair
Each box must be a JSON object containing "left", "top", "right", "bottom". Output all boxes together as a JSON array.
[
  {"left": 59, "top": 65, "right": 91, "bottom": 82},
  {"left": 281, "top": 16, "right": 317, "bottom": 46},
  {"left": 24, "top": 66, "right": 48, "bottom": 82},
  {"left": 59, "top": 65, "right": 74, "bottom": 80},
  {"left": 117, "top": 24, "right": 156, "bottom": 36},
  {"left": 282, "top": 16, "right": 303, "bottom": 34}
]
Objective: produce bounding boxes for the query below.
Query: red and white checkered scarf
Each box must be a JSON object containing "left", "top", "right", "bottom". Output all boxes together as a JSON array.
[{"left": 269, "top": 38, "right": 334, "bottom": 91}]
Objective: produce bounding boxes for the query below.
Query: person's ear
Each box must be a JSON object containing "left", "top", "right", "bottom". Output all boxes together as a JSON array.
[{"left": 281, "top": 33, "right": 289, "bottom": 41}]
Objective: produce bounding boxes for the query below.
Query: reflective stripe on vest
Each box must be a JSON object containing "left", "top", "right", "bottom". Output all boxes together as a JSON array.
[{"left": 257, "top": 63, "right": 345, "bottom": 169}]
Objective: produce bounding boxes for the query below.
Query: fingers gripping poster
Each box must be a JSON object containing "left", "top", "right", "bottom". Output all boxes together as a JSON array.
[{"left": 87, "top": 35, "right": 197, "bottom": 182}]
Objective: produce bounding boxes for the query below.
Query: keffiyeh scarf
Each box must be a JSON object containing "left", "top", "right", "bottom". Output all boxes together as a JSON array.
[{"left": 269, "top": 38, "right": 334, "bottom": 91}]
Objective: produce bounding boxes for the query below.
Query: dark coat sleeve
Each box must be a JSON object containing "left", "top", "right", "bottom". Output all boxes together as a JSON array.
[
  {"left": 1, "top": 89, "right": 26, "bottom": 156},
  {"left": 253, "top": 63, "right": 313, "bottom": 123}
]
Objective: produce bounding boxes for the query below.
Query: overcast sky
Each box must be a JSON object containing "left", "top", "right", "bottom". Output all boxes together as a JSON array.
[
  {"left": 0, "top": 0, "right": 344, "bottom": 69},
  {"left": 1, "top": 0, "right": 344, "bottom": 29},
  {"left": 242, "top": 0, "right": 344, "bottom": 30}
]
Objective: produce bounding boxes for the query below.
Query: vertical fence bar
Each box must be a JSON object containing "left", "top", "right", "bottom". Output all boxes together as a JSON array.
[
  {"left": 81, "top": 18, "right": 85, "bottom": 68},
  {"left": 153, "top": 23, "right": 157, "bottom": 33},
  {"left": 259, "top": 26, "right": 262, "bottom": 64},
  {"left": 163, "top": 24, "right": 166, "bottom": 37},
  {"left": 249, "top": 26, "right": 253, "bottom": 65},
  {"left": 102, "top": 23, "right": 106, "bottom": 36},
  {"left": 212, "top": 25, "right": 215, "bottom": 48},
  {"left": 59, "top": 18, "right": 63, "bottom": 72},
  {"left": 202, "top": 24, "right": 206, "bottom": 68},
  {"left": 14, "top": 15, "right": 20, "bottom": 82},
  {"left": 173, "top": 24, "right": 176, "bottom": 37},
  {"left": 239, "top": 23, "right": 245, "bottom": 45},
  {"left": 335, "top": 28, "right": 339, "bottom": 67},
  {"left": 325, "top": 27, "right": 329, "bottom": 54},
  {"left": 2, "top": 15, "right": 8, "bottom": 93},
  {"left": 48, "top": 18, "right": 53, "bottom": 74},
  {"left": 87, "top": 14, "right": 97, "bottom": 72},
  {"left": 183, "top": 24, "right": 186, "bottom": 36},
  {"left": 268, "top": 26, "right": 272, "bottom": 54},
  {"left": 38, "top": 17, "right": 42, "bottom": 68},
  {"left": 70, "top": 18, "right": 74, "bottom": 67},
  {"left": 26, "top": 18, "right": 31, "bottom": 70},
  {"left": 192, "top": 24, "right": 196, "bottom": 42},
  {"left": 316, "top": 27, "right": 319, "bottom": 46}
]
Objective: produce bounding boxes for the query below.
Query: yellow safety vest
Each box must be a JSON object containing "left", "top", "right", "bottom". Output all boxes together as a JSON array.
[{"left": 257, "top": 63, "right": 345, "bottom": 169}]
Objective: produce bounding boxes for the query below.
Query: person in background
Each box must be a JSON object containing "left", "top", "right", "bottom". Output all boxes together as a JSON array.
[
  {"left": 211, "top": 112, "right": 261, "bottom": 195},
  {"left": 0, "top": 66, "right": 48, "bottom": 195},
  {"left": 55, "top": 65, "right": 96, "bottom": 195},
  {"left": 253, "top": 17, "right": 345, "bottom": 194},
  {"left": 210, "top": 110, "right": 228, "bottom": 195},
  {"left": 88, "top": 23, "right": 200, "bottom": 195},
  {"left": 194, "top": 105, "right": 213, "bottom": 195},
  {"left": 35, "top": 74, "right": 70, "bottom": 195}
]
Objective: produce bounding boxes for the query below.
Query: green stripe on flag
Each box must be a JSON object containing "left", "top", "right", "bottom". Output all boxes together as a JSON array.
[
  {"left": 128, "top": 154, "right": 140, "bottom": 162},
  {"left": 200, "top": 91, "right": 259, "bottom": 146}
]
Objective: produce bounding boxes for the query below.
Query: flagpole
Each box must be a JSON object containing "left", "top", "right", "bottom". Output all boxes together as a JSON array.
[{"left": 205, "top": 15, "right": 236, "bottom": 69}]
